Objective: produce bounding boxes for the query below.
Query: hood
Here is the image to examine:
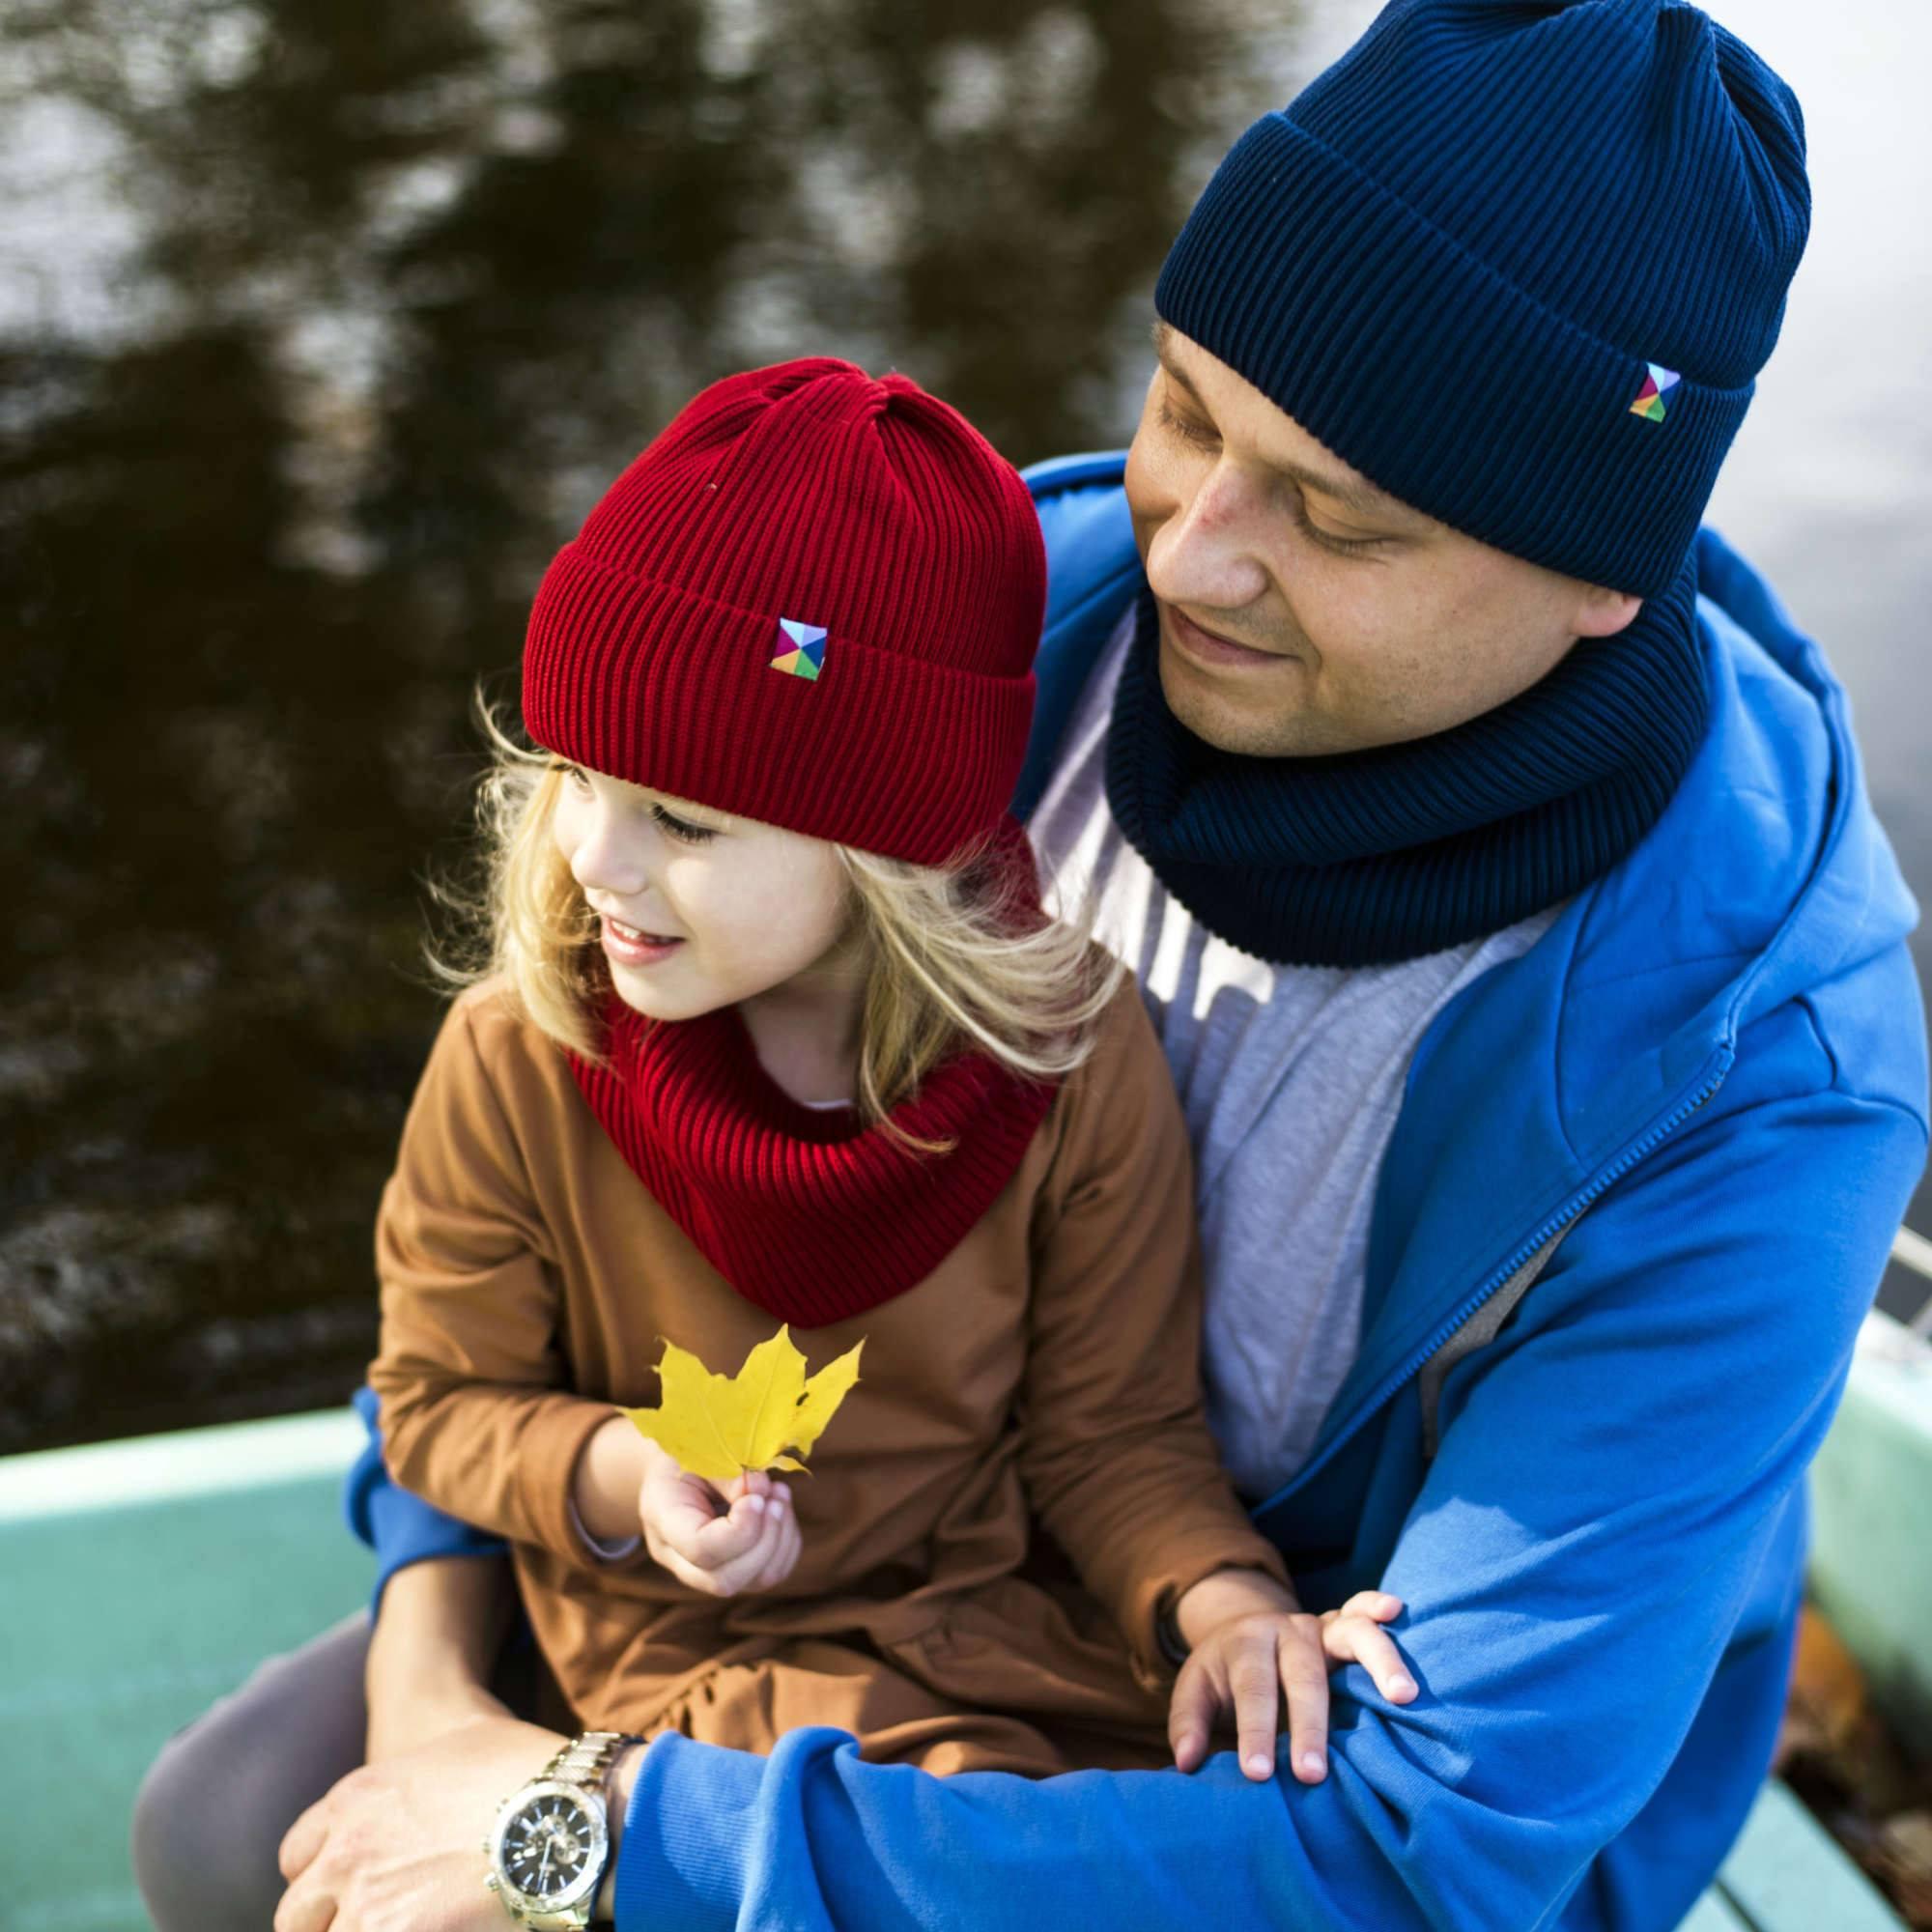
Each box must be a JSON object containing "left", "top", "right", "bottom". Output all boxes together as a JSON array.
[
  {"left": 1311, "top": 526, "right": 1924, "bottom": 1469},
  {"left": 1542, "top": 524, "right": 1922, "bottom": 1171}
]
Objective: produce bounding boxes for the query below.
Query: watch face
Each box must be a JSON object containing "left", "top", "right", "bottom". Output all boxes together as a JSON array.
[{"left": 493, "top": 1782, "right": 606, "bottom": 1913}]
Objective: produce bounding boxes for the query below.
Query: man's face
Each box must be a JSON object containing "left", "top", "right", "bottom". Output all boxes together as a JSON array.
[{"left": 1123, "top": 323, "right": 1642, "bottom": 757}]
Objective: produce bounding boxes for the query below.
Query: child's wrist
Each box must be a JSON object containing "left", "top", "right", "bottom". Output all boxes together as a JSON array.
[
  {"left": 572, "top": 1415, "right": 650, "bottom": 1543},
  {"left": 1174, "top": 1566, "right": 1300, "bottom": 1649}
]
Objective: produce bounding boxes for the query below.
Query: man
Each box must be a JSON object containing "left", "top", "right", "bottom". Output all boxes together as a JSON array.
[{"left": 142, "top": 3, "right": 1928, "bottom": 1929}]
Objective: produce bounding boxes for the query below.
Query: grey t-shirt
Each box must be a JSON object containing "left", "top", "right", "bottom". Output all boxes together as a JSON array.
[{"left": 1030, "top": 610, "right": 1558, "bottom": 1500}]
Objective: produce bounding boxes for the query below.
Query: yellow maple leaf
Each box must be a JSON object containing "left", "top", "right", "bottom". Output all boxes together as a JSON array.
[{"left": 621, "top": 1324, "right": 864, "bottom": 1483}]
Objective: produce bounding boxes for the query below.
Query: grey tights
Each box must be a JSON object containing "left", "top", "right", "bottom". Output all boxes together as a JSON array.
[{"left": 130, "top": 1611, "right": 373, "bottom": 1932}]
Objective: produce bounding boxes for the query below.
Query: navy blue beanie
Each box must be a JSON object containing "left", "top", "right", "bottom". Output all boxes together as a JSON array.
[{"left": 1153, "top": 0, "right": 1810, "bottom": 598}]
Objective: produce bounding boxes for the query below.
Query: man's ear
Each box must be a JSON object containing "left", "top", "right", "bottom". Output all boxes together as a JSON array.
[{"left": 1574, "top": 582, "right": 1643, "bottom": 639}]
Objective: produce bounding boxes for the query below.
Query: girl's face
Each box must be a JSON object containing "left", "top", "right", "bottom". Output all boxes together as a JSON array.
[{"left": 550, "top": 762, "right": 858, "bottom": 1022}]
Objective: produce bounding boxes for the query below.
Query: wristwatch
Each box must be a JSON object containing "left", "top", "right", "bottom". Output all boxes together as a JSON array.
[{"left": 483, "top": 1730, "right": 642, "bottom": 1930}]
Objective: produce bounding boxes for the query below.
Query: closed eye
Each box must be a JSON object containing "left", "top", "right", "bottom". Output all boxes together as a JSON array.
[
  {"left": 1285, "top": 496, "right": 1386, "bottom": 557},
  {"left": 553, "top": 761, "right": 720, "bottom": 840},
  {"left": 650, "top": 801, "right": 718, "bottom": 844},
  {"left": 1156, "top": 396, "right": 1219, "bottom": 450},
  {"left": 1155, "top": 400, "right": 1385, "bottom": 557}
]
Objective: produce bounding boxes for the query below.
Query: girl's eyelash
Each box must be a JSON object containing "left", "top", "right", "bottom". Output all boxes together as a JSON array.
[
  {"left": 1154, "top": 398, "right": 1383, "bottom": 557},
  {"left": 650, "top": 802, "right": 717, "bottom": 844},
  {"left": 555, "top": 763, "right": 717, "bottom": 842}
]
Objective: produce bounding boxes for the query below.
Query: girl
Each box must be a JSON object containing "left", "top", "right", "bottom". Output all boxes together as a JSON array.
[{"left": 368, "top": 356, "right": 1409, "bottom": 1803}]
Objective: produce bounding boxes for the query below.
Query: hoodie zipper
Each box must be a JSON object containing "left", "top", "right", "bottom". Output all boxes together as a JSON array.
[{"left": 1254, "top": 1051, "right": 1733, "bottom": 1517}]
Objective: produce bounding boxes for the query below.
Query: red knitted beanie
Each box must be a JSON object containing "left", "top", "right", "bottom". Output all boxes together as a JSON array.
[{"left": 522, "top": 357, "right": 1045, "bottom": 867}]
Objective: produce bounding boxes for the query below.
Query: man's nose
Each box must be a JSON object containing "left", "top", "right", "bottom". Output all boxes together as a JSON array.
[{"left": 1145, "top": 464, "right": 1272, "bottom": 613}]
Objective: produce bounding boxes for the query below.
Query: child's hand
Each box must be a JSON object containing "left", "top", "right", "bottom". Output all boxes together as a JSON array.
[
  {"left": 1167, "top": 1569, "right": 1415, "bottom": 1783},
  {"left": 637, "top": 1437, "right": 801, "bottom": 1597}
]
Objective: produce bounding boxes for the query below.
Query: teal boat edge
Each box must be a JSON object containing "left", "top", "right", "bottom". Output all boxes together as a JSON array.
[{"left": 6, "top": 1310, "right": 1925, "bottom": 1932}]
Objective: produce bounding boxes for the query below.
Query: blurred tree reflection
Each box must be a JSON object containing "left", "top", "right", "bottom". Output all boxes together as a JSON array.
[{"left": 0, "top": 0, "right": 1293, "bottom": 1450}]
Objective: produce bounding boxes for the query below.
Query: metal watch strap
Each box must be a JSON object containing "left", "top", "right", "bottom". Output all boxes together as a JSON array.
[
  {"left": 539, "top": 1730, "right": 640, "bottom": 1796},
  {"left": 486, "top": 1729, "right": 644, "bottom": 1931}
]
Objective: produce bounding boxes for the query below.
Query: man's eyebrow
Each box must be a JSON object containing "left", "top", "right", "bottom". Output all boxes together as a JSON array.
[{"left": 1148, "top": 319, "right": 1410, "bottom": 526}]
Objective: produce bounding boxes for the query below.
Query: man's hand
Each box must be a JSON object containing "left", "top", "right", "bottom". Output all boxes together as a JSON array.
[
  {"left": 1168, "top": 1569, "right": 1416, "bottom": 1783},
  {"left": 276, "top": 1712, "right": 573, "bottom": 1932}
]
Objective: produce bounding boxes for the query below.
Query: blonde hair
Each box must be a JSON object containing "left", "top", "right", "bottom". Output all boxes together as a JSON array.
[{"left": 419, "top": 683, "right": 1123, "bottom": 1149}]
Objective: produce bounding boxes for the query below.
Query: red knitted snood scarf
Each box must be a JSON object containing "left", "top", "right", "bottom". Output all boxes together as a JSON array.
[{"left": 564, "top": 994, "right": 1058, "bottom": 1326}]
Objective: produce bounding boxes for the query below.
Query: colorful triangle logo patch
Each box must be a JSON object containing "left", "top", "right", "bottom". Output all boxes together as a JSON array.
[
  {"left": 1629, "top": 362, "right": 1682, "bottom": 423},
  {"left": 771, "top": 618, "right": 828, "bottom": 682}
]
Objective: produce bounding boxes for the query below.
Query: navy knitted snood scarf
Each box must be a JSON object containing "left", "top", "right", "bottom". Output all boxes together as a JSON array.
[{"left": 1104, "top": 549, "right": 1709, "bottom": 968}]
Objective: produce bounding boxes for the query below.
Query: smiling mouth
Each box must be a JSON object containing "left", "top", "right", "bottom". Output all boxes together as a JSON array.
[
  {"left": 605, "top": 915, "right": 677, "bottom": 945},
  {"left": 1164, "top": 605, "right": 1289, "bottom": 668}
]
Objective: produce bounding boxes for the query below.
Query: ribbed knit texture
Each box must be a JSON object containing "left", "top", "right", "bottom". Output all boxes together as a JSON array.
[
  {"left": 563, "top": 990, "right": 1057, "bottom": 1325},
  {"left": 523, "top": 357, "right": 1045, "bottom": 867},
  {"left": 1106, "top": 549, "right": 1708, "bottom": 967},
  {"left": 520, "top": 359, "right": 1065, "bottom": 1312},
  {"left": 1154, "top": 0, "right": 1810, "bottom": 597}
]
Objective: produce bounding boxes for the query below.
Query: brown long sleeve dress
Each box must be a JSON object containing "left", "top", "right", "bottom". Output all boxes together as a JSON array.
[{"left": 367, "top": 971, "right": 1288, "bottom": 1776}]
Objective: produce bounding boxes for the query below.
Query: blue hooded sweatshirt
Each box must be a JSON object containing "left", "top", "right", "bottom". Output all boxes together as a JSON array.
[{"left": 345, "top": 455, "right": 1928, "bottom": 1932}]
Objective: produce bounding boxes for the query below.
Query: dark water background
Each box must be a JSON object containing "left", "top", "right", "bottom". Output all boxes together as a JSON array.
[{"left": 4, "top": 0, "right": 1927, "bottom": 1455}]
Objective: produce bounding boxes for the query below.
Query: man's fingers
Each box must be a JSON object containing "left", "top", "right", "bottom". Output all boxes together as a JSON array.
[
  {"left": 1167, "top": 1657, "right": 1220, "bottom": 1773},
  {"left": 278, "top": 1797, "right": 322, "bottom": 1882},
  {"left": 270, "top": 1864, "right": 335, "bottom": 1932},
  {"left": 1322, "top": 1613, "right": 1418, "bottom": 1702},
  {"left": 1279, "top": 1631, "right": 1332, "bottom": 1783},
  {"left": 1228, "top": 1643, "right": 1284, "bottom": 1781}
]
